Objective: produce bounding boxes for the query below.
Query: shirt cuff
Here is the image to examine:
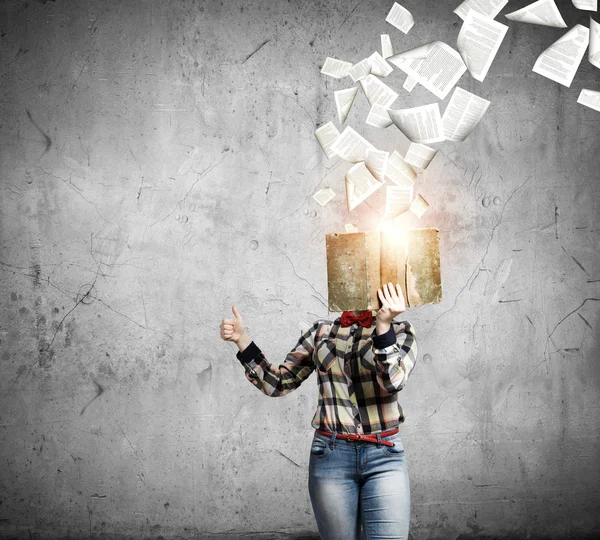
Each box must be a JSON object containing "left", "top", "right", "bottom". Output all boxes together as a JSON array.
[
  {"left": 236, "top": 341, "right": 262, "bottom": 364},
  {"left": 372, "top": 325, "right": 396, "bottom": 349}
]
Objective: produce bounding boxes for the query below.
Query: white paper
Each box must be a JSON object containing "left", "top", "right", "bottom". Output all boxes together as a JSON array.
[
  {"left": 457, "top": 11, "right": 509, "bottom": 81},
  {"left": 533, "top": 24, "right": 589, "bottom": 87},
  {"left": 442, "top": 87, "right": 490, "bottom": 142},
  {"left": 313, "top": 187, "right": 336, "bottom": 206},
  {"left": 334, "top": 87, "right": 359, "bottom": 124},
  {"left": 366, "top": 104, "right": 393, "bottom": 128},
  {"left": 386, "top": 2, "right": 415, "bottom": 34},
  {"left": 590, "top": 18, "right": 600, "bottom": 69},
  {"left": 577, "top": 88, "right": 600, "bottom": 111},
  {"left": 384, "top": 186, "right": 413, "bottom": 219},
  {"left": 388, "top": 41, "right": 467, "bottom": 100},
  {"left": 369, "top": 51, "right": 394, "bottom": 77},
  {"left": 403, "top": 75, "right": 419, "bottom": 92},
  {"left": 365, "top": 148, "right": 389, "bottom": 182},
  {"left": 315, "top": 122, "right": 341, "bottom": 159},
  {"left": 573, "top": 0, "right": 597, "bottom": 11},
  {"left": 331, "top": 126, "right": 376, "bottom": 163},
  {"left": 388, "top": 103, "right": 446, "bottom": 144},
  {"left": 505, "top": 0, "right": 567, "bottom": 27},
  {"left": 349, "top": 58, "right": 372, "bottom": 82},
  {"left": 359, "top": 74, "right": 399, "bottom": 108},
  {"left": 345, "top": 223, "right": 359, "bottom": 233},
  {"left": 381, "top": 34, "right": 394, "bottom": 59},
  {"left": 394, "top": 128, "right": 438, "bottom": 170},
  {"left": 321, "top": 57, "right": 353, "bottom": 78},
  {"left": 385, "top": 151, "right": 416, "bottom": 187},
  {"left": 345, "top": 162, "right": 384, "bottom": 212},
  {"left": 409, "top": 194, "right": 429, "bottom": 217},
  {"left": 454, "top": 0, "right": 509, "bottom": 21}
]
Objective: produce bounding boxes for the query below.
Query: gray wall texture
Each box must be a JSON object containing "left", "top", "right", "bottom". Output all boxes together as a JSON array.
[{"left": 1, "top": 0, "right": 599, "bottom": 538}]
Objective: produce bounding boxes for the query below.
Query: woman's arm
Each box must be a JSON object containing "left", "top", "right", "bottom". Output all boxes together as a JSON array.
[{"left": 220, "top": 305, "right": 317, "bottom": 397}]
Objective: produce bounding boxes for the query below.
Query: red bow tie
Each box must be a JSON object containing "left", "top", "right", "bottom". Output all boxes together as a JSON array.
[{"left": 340, "top": 311, "right": 373, "bottom": 328}]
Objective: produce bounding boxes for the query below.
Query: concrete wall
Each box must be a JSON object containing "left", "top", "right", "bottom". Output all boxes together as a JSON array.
[{"left": 1, "top": 0, "right": 599, "bottom": 538}]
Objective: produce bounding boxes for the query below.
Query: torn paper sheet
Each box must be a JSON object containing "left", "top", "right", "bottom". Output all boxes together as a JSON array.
[
  {"left": 381, "top": 34, "right": 394, "bottom": 59},
  {"left": 590, "top": 17, "right": 600, "bottom": 69},
  {"left": 359, "top": 74, "right": 399, "bottom": 108},
  {"left": 454, "top": 0, "right": 509, "bottom": 21},
  {"left": 384, "top": 185, "right": 413, "bottom": 220},
  {"left": 345, "top": 162, "right": 384, "bottom": 212},
  {"left": 349, "top": 58, "right": 372, "bottom": 82},
  {"left": 385, "top": 151, "right": 416, "bottom": 186},
  {"left": 386, "top": 2, "right": 415, "bottom": 34},
  {"left": 409, "top": 194, "right": 430, "bottom": 217},
  {"left": 315, "top": 122, "right": 341, "bottom": 159},
  {"left": 331, "top": 126, "right": 376, "bottom": 163},
  {"left": 533, "top": 24, "right": 589, "bottom": 87},
  {"left": 335, "top": 87, "right": 359, "bottom": 124},
  {"left": 403, "top": 76, "right": 418, "bottom": 92},
  {"left": 388, "top": 41, "right": 467, "bottom": 99},
  {"left": 442, "top": 87, "right": 490, "bottom": 142},
  {"left": 313, "top": 187, "right": 336, "bottom": 206},
  {"left": 457, "top": 11, "right": 509, "bottom": 81},
  {"left": 365, "top": 148, "right": 389, "bottom": 182},
  {"left": 577, "top": 89, "right": 600, "bottom": 111},
  {"left": 572, "top": 0, "right": 597, "bottom": 10},
  {"left": 366, "top": 104, "right": 393, "bottom": 128},
  {"left": 505, "top": 0, "right": 567, "bottom": 27},
  {"left": 345, "top": 223, "right": 359, "bottom": 233},
  {"left": 369, "top": 51, "right": 394, "bottom": 77},
  {"left": 388, "top": 103, "right": 446, "bottom": 144},
  {"left": 321, "top": 57, "right": 353, "bottom": 78}
]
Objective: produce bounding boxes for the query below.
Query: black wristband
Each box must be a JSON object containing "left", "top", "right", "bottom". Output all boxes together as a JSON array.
[{"left": 236, "top": 341, "right": 262, "bottom": 364}]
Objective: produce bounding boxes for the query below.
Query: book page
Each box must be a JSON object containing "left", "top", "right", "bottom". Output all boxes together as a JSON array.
[
  {"left": 454, "top": 0, "right": 509, "bottom": 21},
  {"left": 388, "top": 41, "right": 467, "bottom": 99},
  {"left": 532, "top": 24, "right": 589, "bottom": 87},
  {"left": 349, "top": 58, "right": 372, "bottom": 82},
  {"left": 505, "top": 0, "right": 567, "bottom": 27},
  {"left": 331, "top": 126, "right": 376, "bottom": 163},
  {"left": 385, "top": 2, "right": 415, "bottom": 34},
  {"left": 345, "top": 223, "right": 359, "bottom": 233},
  {"left": 313, "top": 187, "right": 336, "bottom": 206},
  {"left": 384, "top": 186, "right": 413, "bottom": 220},
  {"left": 389, "top": 103, "right": 446, "bottom": 144},
  {"left": 315, "top": 122, "right": 341, "bottom": 159},
  {"left": 573, "top": 0, "right": 597, "bottom": 10},
  {"left": 366, "top": 104, "right": 393, "bottom": 128},
  {"left": 334, "top": 87, "right": 359, "bottom": 124},
  {"left": 385, "top": 151, "right": 416, "bottom": 186},
  {"left": 405, "top": 142, "right": 437, "bottom": 170},
  {"left": 359, "top": 74, "right": 399, "bottom": 108},
  {"left": 381, "top": 34, "right": 394, "bottom": 59},
  {"left": 321, "top": 57, "right": 353, "bottom": 78},
  {"left": 442, "top": 87, "right": 490, "bottom": 142},
  {"left": 590, "top": 18, "right": 600, "bottom": 69},
  {"left": 345, "top": 162, "right": 384, "bottom": 212},
  {"left": 365, "top": 148, "right": 389, "bottom": 182},
  {"left": 409, "top": 194, "right": 430, "bottom": 217},
  {"left": 577, "top": 89, "right": 600, "bottom": 111},
  {"left": 457, "top": 11, "right": 509, "bottom": 81},
  {"left": 369, "top": 51, "right": 394, "bottom": 77}
]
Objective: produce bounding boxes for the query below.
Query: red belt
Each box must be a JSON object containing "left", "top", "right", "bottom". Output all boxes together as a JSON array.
[{"left": 316, "top": 428, "right": 398, "bottom": 447}]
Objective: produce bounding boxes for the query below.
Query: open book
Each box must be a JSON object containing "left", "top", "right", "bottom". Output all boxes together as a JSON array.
[{"left": 326, "top": 229, "right": 442, "bottom": 311}]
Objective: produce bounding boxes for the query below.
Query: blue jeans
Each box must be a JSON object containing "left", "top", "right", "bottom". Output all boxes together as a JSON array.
[{"left": 308, "top": 430, "right": 410, "bottom": 540}]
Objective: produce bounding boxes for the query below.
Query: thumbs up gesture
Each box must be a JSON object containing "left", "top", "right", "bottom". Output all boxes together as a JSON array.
[{"left": 220, "top": 305, "right": 246, "bottom": 344}]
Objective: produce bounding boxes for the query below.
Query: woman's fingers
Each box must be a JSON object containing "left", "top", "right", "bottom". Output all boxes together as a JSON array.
[{"left": 378, "top": 288, "right": 390, "bottom": 308}]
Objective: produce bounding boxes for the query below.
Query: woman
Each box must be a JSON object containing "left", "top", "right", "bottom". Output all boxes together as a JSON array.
[{"left": 220, "top": 282, "right": 417, "bottom": 540}]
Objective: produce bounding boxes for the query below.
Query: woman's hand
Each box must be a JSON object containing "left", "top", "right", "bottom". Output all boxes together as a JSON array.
[
  {"left": 375, "top": 283, "right": 406, "bottom": 335},
  {"left": 220, "top": 305, "right": 251, "bottom": 351}
]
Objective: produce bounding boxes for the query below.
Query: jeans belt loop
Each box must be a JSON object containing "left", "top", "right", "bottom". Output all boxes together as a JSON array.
[
  {"left": 330, "top": 430, "right": 337, "bottom": 450},
  {"left": 376, "top": 432, "right": 382, "bottom": 448}
]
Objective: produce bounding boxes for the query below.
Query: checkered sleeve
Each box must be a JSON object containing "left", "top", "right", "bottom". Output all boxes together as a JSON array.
[
  {"left": 236, "top": 322, "right": 318, "bottom": 397},
  {"left": 371, "top": 320, "right": 417, "bottom": 394}
]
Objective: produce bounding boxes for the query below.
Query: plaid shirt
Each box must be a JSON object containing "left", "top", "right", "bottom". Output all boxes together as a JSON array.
[{"left": 236, "top": 317, "right": 417, "bottom": 435}]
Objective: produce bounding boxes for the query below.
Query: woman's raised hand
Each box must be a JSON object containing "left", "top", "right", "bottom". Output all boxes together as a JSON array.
[
  {"left": 220, "top": 305, "right": 246, "bottom": 343},
  {"left": 376, "top": 283, "right": 406, "bottom": 326}
]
